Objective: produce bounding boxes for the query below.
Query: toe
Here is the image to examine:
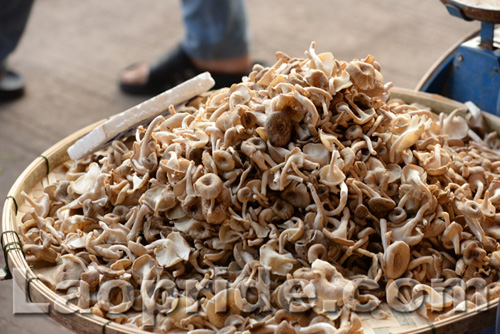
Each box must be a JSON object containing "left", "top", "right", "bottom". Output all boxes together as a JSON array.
[{"left": 120, "top": 62, "right": 150, "bottom": 85}]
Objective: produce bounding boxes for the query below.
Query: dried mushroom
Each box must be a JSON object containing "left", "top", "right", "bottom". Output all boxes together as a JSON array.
[{"left": 19, "top": 42, "right": 500, "bottom": 333}]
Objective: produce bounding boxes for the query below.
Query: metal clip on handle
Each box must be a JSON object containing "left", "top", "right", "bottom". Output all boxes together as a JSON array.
[{"left": 1, "top": 230, "right": 25, "bottom": 281}]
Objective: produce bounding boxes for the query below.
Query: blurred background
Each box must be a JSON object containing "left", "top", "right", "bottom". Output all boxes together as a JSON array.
[{"left": 0, "top": 0, "right": 473, "bottom": 333}]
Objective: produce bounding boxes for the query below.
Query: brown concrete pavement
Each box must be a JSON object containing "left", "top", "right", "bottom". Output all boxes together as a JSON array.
[{"left": 0, "top": 0, "right": 474, "bottom": 333}]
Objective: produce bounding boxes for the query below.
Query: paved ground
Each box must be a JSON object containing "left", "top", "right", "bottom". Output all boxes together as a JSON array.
[{"left": 0, "top": 0, "right": 474, "bottom": 333}]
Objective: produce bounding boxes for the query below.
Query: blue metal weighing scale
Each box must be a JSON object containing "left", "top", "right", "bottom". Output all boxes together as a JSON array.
[{"left": 418, "top": 0, "right": 500, "bottom": 116}]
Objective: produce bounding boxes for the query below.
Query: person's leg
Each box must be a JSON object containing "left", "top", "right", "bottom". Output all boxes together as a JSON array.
[
  {"left": 120, "top": 0, "right": 252, "bottom": 95},
  {"left": 181, "top": 0, "right": 250, "bottom": 73},
  {"left": 0, "top": 0, "right": 35, "bottom": 99},
  {"left": 0, "top": 0, "right": 34, "bottom": 68}
]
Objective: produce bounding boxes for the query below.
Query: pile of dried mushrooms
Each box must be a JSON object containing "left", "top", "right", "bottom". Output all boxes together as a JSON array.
[{"left": 18, "top": 43, "right": 500, "bottom": 333}]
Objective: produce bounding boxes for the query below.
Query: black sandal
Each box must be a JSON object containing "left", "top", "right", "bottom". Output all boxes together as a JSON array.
[
  {"left": 0, "top": 69, "right": 24, "bottom": 101},
  {"left": 119, "top": 45, "right": 253, "bottom": 95}
]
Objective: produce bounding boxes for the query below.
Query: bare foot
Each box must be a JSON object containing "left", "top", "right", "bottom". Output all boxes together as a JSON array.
[{"left": 120, "top": 54, "right": 252, "bottom": 86}]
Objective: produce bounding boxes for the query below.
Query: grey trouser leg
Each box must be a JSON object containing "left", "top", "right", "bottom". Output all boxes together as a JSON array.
[
  {"left": 0, "top": 0, "right": 34, "bottom": 71},
  {"left": 181, "top": 0, "right": 249, "bottom": 60}
]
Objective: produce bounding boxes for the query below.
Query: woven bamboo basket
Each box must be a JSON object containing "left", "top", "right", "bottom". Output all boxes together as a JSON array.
[{"left": 2, "top": 88, "right": 499, "bottom": 334}]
